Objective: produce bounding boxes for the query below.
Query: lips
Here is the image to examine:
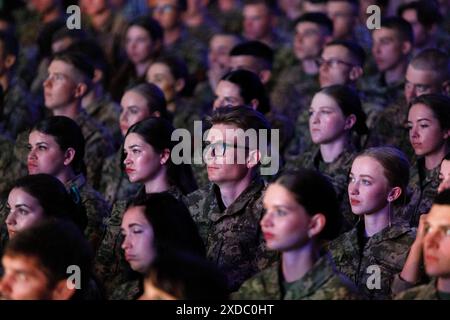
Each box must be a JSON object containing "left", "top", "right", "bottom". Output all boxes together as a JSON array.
[
  {"left": 27, "top": 162, "right": 38, "bottom": 172},
  {"left": 7, "top": 229, "right": 16, "bottom": 238},
  {"left": 425, "top": 254, "right": 439, "bottom": 264},
  {"left": 263, "top": 232, "right": 275, "bottom": 240},
  {"left": 125, "top": 253, "right": 137, "bottom": 262},
  {"left": 411, "top": 142, "right": 422, "bottom": 148},
  {"left": 125, "top": 168, "right": 135, "bottom": 174},
  {"left": 350, "top": 198, "right": 361, "bottom": 205}
]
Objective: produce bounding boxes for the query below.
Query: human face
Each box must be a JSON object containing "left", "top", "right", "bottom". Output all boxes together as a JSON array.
[
  {"left": 423, "top": 204, "right": 450, "bottom": 278},
  {"left": 0, "top": 255, "right": 54, "bottom": 300},
  {"left": 43, "top": 60, "right": 79, "bottom": 111},
  {"left": 318, "top": 45, "right": 355, "bottom": 87},
  {"left": 152, "top": 0, "right": 179, "bottom": 30},
  {"left": 229, "top": 55, "right": 261, "bottom": 75},
  {"left": 123, "top": 133, "right": 164, "bottom": 184},
  {"left": 327, "top": 1, "right": 356, "bottom": 40},
  {"left": 80, "top": 0, "right": 107, "bottom": 16},
  {"left": 404, "top": 65, "right": 442, "bottom": 104},
  {"left": 31, "top": 0, "right": 57, "bottom": 14},
  {"left": 146, "top": 62, "right": 178, "bottom": 103},
  {"left": 348, "top": 156, "right": 391, "bottom": 216},
  {"left": 372, "top": 28, "right": 407, "bottom": 72},
  {"left": 208, "top": 35, "right": 237, "bottom": 74},
  {"left": 294, "top": 22, "right": 326, "bottom": 60},
  {"left": 402, "top": 9, "right": 428, "bottom": 48},
  {"left": 125, "top": 26, "right": 155, "bottom": 65},
  {"left": 27, "top": 130, "right": 67, "bottom": 178},
  {"left": 121, "top": 206, "right": 155, "bottom": 274},
  {"left": 119, "top": 91, "right": 152, "bottom": 136},
  {"left": 204, "top": 123, "right": 250, "bottom": 184},
  {"left": 213, "top": 80, "right": 245, "bottom": 110},
  {"left": 261, "top": 183, "right": 312, "bottom": 251},
  {"left": 439, "top": 159, "right": 450, "bottom": 193},
  {"left": 309, "top": 92, "right": 349, "bottom": 145},
  {"left": 407, "top": 103, "right": 449, "bottom": 158},
  {"left": 5, "top": 188, "right": 45, "bottom": 238},
  {"left": 243, "top": 4, "right": 271, "bottom": 41}
]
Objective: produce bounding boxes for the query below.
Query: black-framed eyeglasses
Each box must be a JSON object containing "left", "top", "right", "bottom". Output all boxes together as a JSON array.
[
  {"left": 202, "top": 141, "right": 249, "bottom": 157},
  {"left": 315, "top": 57, "right": 355, "bottom": 68}
]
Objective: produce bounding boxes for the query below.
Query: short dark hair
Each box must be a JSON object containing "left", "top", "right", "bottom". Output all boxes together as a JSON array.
[
  {"left": 410, "top": 48, "right": 450, "bottom": 83},
  {"left": 125, "top": 82, "right": 169, "bottom": 120},
  {"left": 434, "top": 188, "right": 450, "bottom": 206},
  {"left": 151, "top": 55, "right": 190, "bottom": 96},
  {"left": 398, "top": 0, "right": 442, "bottom": 29},
  {"left": 126, "top": 192, "right": 205, "bottom": 257},
  {"left": 325, "top": 40, "right": 366, "bottom": 67},
  {"left": 4, "top": 219, "right": 93, "bottom": 300},
  {"left": 220, "top": 69, "right": 271, "bottom": 114},
  {"left": 229, "top": 40, "right": 274, "bottom": 69},
  {"left": 294, "top": 12, "right": 334, "bottom": 36},
  {"left": 409, "top": 94, "right": 450, "bottom": 133},
  {"left": 32, "top": 116, "right": 86, "bottom": 176},
  {"left": 51, "top": 27, "right": 87, "bottom": 46},
  {"left": 0, "top": 30, "right": 18, "bottom": 58},
  {"left": 128, "top": 15, "right": 164, "bottom": 43},
  {"left": 52, "top": 50, "right": 95, "bottom": 81},
  {"left": 275, "top": 169, "right": 341, "bottom": 241},
  {"left": 379, "top": 17, "right": 414, "bottom": 44}
]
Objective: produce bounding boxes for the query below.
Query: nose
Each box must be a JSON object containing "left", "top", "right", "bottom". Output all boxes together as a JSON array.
[
  {"left": 260, "top": 211, "right": 273, "bottom": 229},
  {"left": 348, "top": 181, "right": 359, "bottom": 195},
  {"left": 121, "top": 234, "right": 131, "bottom": 251},
  {"left": 0, "top": 275, "right": 12, "bottom": 298},
  {"left": 28, "top": 147, "right": 37, "bottom": 161},
  {"left": 123, "top": 153, "right": 132, "bottom": 166},
  {"left": 409, "top": 124, "right": 419, "bottom": 139},
  {"left": 425, "top": 229, "right": 440, "bottom": 249},
  {"left": 43, "top": 77, "right": 51, "bottom": 89},
  {"left": 405, "top": 86, "right": 416, "bottom": 104},
  {"left": 310, "top": 111, "right": 319, "bottom": 124},
  {"left": 5, "top": 212, "right": 16, "bottom": 227}
]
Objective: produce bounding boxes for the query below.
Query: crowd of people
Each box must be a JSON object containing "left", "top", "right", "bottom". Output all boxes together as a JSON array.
[{"left": 0, "top": 0, "right": 449, "bottom": 300}]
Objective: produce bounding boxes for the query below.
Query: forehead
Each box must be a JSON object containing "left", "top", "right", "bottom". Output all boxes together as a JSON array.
[
  {"left": 311, "top": 92, "right": 339, "bottom": 109},
  {"left": 127, "top": 25, "right": 151, "bottom": 38},
  {"left": 206, "top": 123, "right": 241, "bottom": 141},
  {"left": 296, "top": 21, "right": 322, "bottom": 32},
  {"left": 216, "top": 80, "right": 241, "bottom": 94},
  {"left": 48, "top": 59, "right": 75, "bottom": 74},
  {"left": 401, "top": 8, "right": 418, "bottom": 21},
  {"left": 351, "top": 156, "right": 385, "bottom": 176},
  {"left": 322, "top": 45, "right": 351, "bottom": 59},
  {"left": 148, "top": 63, "right": 173, "bottom": 77},
  {"left": 428, "top": 204, "right": 450, "bottom": 224},
  {"left": 327, "top": 1, "right": 354, "bottom": 12},
  {"left": 265, "top": 183, "right": 295, "bottom": 203},
  {"left": 122, "top": 206, "right": 149, "bottom": 226},
  {"left": 121, "top": 90, "right": 147, "bottom": 106},
  {"left": 409, "top": 103, "right": 436, "bottom": 118},
  {"left": 124, "top": 132, "right": 146, "bottom": 146},
  {"left": 230, "top": 55, "right": 258, "bottom": 67},
  {"left": 244, "top": 3, "right": 269, "bottom": 15},
  {"left": 29, "top": 130, "right": 58, "bottom": 144},
  {"left": 210, "top": 35, "right": 237, "bottom": 49},
  {"left": 8, "top": 187, "right": 39, "bottom": 206},
  {"left": 372, "top": 28, "right": 400, "bottom": 41},
  {"left": 2, "top": 254, "right": 47, "bottom": 279},
  {"left": 406, "top": 65, "right": 440, "bottom": 85}
]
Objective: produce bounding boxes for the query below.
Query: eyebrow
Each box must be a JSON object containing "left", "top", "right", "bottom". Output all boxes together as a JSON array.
[
  {"left": 359, "top": 174, "right": 374, "bottom": 179},
  {"left": 126, "top": 144, "right": 142, "bottom": 149}
]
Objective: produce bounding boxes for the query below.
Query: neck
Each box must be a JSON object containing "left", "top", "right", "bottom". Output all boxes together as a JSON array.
[
  {"left": 319, "top": 136, "right": 348, "bottom": 163},
  {"left": 281, "top": 242, "right": 318, "bottom": 282},
  {"left": 216, "top": 174, "right": 253, "bottom": 208},
  {"left": 56, "top": 168, "right": 77, "bottom": 185},
  {"left": 384, "top": 61, "right": 407, "bottom": 85},
  {"left": 90, "top": 9, "right": 111, "bottom": 31},
  {"left": 144, "top": 168, "right": 171, "bottom": 194},
  {"left": 51, "top": 102, "right": 81, "bottom": 120},
  {"left": 437, "top": 277, "right": 450, "bottom": 293},
  {"left": 135, "top": 60, "right": 152, "bottom": 78},
  {"left": 301, "top": 58, "right": 319, "bottom": 75},
  {"left": 164, "top": 27, "right": 182, "bottom": 46},
  {"left": 364, "top": 205, "right": 390, "bottom": 237},
  {"left": 425, "top": 144, "right": 449, "bottom": 170}
]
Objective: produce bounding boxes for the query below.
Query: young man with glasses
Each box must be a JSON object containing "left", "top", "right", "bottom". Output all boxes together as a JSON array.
[
  {"left": 186, "top": 106, "right": 276, "bottom": 293},
  {"left": 395, "top": 189, "right": 450, "bottom": 299}
]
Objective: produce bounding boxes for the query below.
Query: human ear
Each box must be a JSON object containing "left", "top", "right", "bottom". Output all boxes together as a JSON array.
[
  {"left": 160, "top": 148, "right": 170, "bottom": 165},
  {"left": 63, "top": 148, "right": 76, "bottom": 166},
  {"left": 387, "top": 186, "right": 402, "bottom": 202},
  {"left": 308, "top": 213, "right": 326, "bottom": 238},
  {"left": 344, "top": 114, "right": 357, "bottom": 130},
  {"left": 246, "top": 149, "right": 261, "bottom": 169}
]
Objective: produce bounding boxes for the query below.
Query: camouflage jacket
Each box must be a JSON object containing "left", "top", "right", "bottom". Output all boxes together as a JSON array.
[
  {"left": 94, "top": 186, "right": 185, "bottom": 296},
  {"left": 0, "top": 77, "right": 40, "bottom": 140},
  {"left": 99, "top": 147, "right": 141, "bottom": 206},
  {"left": 76, "top": 110, "right": 116, "bottom": 190},
  {"left": 395, "top": 279, "right": 450, "bottom": 300},
  {"left": 328, "top": 220, "right": 416, "bottom": 300},
  {"left": 208, "top": 6, "right": 242, "bottom": 34},
  {"left": 66, "top": 174, "right": 110, "bottom": 253},
  {"left": 186, "top": 177, "right": 277, "bottom": 292},
  {"left": 232, "top": 253, "right": 362, "bottom": 300},
  {"left": 109, "top": 278, "right": 142, "bottom": 301},
  {"left": 358, "top": 73, "right": 405, "bottom": 111},
  {"left": 84, "top": 95, "right": 122, "bottom": 150},
  {"left": 402, "top": 157, "right": 440, "bottom": 227}
]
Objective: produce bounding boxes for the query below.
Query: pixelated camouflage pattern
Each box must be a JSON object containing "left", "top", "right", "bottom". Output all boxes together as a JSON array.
[{"left": 394, "top": 279, "right": 447, "bottom": 300}]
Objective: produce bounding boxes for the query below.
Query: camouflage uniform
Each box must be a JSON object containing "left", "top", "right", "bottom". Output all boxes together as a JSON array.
[
  {"left": 172, "top": 97, "right": 203, "bottom": 138},
  {"left": 286, "top": 144, "right": 358, "bottom": 230},
  {"left": 65, "top": 173, "right": 110, "bottom": 253},
  {"left": 94, "top": 187, "right": 185, "bottom": 297},
  {"left": 0, "top": 77, "right": 40, "bottom": 140},
  {"left": 109, "top": 278, "right": 141, "bottom": 300},
  {"left": 187, "top": 16, "right": 222, "bottom": 48},
  {"left": 358, "top": 73, "right": 405, "bottom": 111},
  {"left": 208, "top": 6, "right": 243, "bottom": 35},
  {"left": 76, "top": 109, "right": 116, "bottom": 190},
  {"left": 232, "top": 253, "right": 362, "bottom": 300},
  {"left": 0, "top": 135, "right": 18, "bottom": 201},
  {"left": 99, "top": 148, "right": 141, "bottom": 206},
  {"left": 84, "top": 95, "right": 122, "bottom": 150},
  {"left": 328, "top": 220, "right": 416, "bottom": 300},
  {"left": 394, "top": 279, "right": 450, "bottom": 300},
  {"left": 365, "top": 96, "right": 414, "bottom": 159},
  {"left": 186, "top": 177, "right": 277, "bottom": 292},
  {"left": 401, "top": 157, "right": 440, "bottom": 227}
]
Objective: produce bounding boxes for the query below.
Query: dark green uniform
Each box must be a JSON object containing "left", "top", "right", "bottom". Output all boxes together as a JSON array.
[{"left": 395, "top": 279, "right": 450, "bottom": 300}]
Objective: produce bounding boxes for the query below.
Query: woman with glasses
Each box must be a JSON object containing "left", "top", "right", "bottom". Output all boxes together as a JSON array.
[
  {"left": 328, "top": 146, "right": 416, "bottom": 300},
  {"left": 287, "top": 84, "right": 368, "bottom": 231},
  {"left": 95, "top": 116, "right": 197, "bottom": 297},
  {"left": 233, "top": 169, "right": 361, "bottom": 300},
  {"left": 403, "top": 94, "right": 450, "bottom": 227}
]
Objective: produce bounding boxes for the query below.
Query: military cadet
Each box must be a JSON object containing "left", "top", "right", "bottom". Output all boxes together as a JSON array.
[
  {"left": 95, "top": 117, "right": 197, "bottom": 297},
  {"left": 395, "top": 189, "right": 450, "bottom": 300},
  {"left": 359, "top": 17, "right": 414, "bottom": 109},
  {"left": 275, "top": 0, "right": 303, "bottom": 40},
  {"left": 0, "top": 31, "right": 39, "bottom": 140},
  {"left": 208, "top": 0, "right": 243, "bottom": 35},
  {"left": 43, "top": 51, "right": 115, "bottom": 189},
  {"left": 287, "top": 85, "right": 368, "bottom": 230},
  {"left": 438, "top": 153, "right": 450, "bottom": 193},
  {"left": 326, "top": 0, "right": 359, "bottom": 42},
  {"left": 100, "top": 83, "right": 168, "bottom": 206},
  {"left": 328, "top": 147, "right": 416, "bottom": 300},
  {"left": 26, "top": 116, "right": 110, "bottom": 253},
  {"left": 398, "top": 0, "right": 450, "bottom": 56},
  {"left": 182, "top": 0, "right": 222, "bottom": 46},
  {"left": 110, "top": 16, "right": 164, "bottom": 102},
  {"left": 79, "top": 0, "right": 128, "bottom": 72},
  {"left": 0, "top": 220, "right": 93, "bottom": 300},
  {"left": 151, "top": 0, "right": 208, "bottom": 81},
  {"left": 186, "top": 106, "right": 277, "bottom": 292},
  {"left": 109, "top": 192, "right": 205, "bottom": 300},
  {"left": 404, "top": 94, "right": 450, "bottom": 227},
  {"left": 233, "top": 169, "right": 361, "bottom": 300},
  {"left": 368, "top": 48, "right": 450, "bottom": 158}
]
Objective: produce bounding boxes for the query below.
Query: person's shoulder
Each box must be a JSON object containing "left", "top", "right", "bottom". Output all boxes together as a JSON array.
[
  {"left": 231, "top": 263, "right": 279, "bottom": 300},
  {"left": 394, "top": 281, "right": 437, "bottom": 300}
]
